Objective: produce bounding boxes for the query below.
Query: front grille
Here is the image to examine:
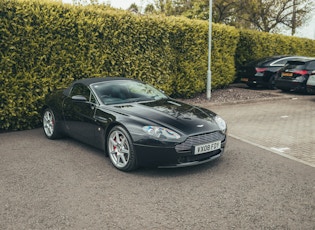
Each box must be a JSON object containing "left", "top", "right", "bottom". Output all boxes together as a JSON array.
[
  {"left": 175, "top": 131, "right": 225, "bottom": 153},
  {"left": 177, "top": 149, "right": 221, "bottom": 163}
]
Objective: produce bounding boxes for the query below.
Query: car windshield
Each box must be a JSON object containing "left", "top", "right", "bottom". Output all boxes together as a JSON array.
[{"left": 91, "top": 80, "right": 168, "bottom": 105}]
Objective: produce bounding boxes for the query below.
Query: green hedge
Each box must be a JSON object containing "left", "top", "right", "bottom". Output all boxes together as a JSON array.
[
  {"left": 235, "top": 29, "right": 315, "bottom": 69},
  {"left": 0, "top": 0, "right": 240, "bottom": 130},
  {"left": 169, "top": 19, "right": 239, "bottom": 97},
  {"left": 1, "top": 0, "right": 315, "bottom": 131}
]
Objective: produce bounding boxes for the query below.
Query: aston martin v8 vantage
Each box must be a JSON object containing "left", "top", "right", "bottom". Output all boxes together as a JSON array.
[{"left": 42, "top": 77, "right": 227, "bottom": 171}]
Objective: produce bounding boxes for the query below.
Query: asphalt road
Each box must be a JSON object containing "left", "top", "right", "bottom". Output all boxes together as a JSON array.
[{"left": 0, "top": 128, "right": 314, "bottom": 229}]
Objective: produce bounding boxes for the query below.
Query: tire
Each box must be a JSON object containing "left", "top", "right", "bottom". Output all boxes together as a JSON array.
[
  {"left": 107, "top": 126, "right": 138, "bottom": 171},
  {"left": 268, "top": 75, "right": 276, "bottom": 89},
  {"left": 42, "top": 108, "right": 62, "bottom": 140}
]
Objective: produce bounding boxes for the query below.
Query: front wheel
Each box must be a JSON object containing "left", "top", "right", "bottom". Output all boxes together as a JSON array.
[
  {"left": 42, "top": 108, "right": 62, "bottom": 139},
  {"left": 107, "top": 126, "right": 138, "bottom": 171}
]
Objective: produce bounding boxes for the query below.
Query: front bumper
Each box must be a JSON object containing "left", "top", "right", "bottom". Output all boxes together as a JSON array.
[{"left": 134, "top": 137, "right": 227, "bottom": 168}]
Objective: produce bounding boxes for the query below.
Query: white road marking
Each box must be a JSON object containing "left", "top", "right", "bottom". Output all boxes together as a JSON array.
[
  {"left": 270, "top": 147, "right": 290, "bottom": 153},
  {"left": 229, "top": 134, "right": 315, "bottom": 168}
]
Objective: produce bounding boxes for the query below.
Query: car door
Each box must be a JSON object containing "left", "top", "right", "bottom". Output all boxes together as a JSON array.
[{"left": 63, "top": 83, "right": 99, "bottom": 146}]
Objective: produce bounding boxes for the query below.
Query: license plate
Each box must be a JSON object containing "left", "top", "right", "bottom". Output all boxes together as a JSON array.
[
  {"left": 282, "top": 72, "right": 293, "bottom": 77},
  {"left": 194, "top": 141, "right": 221, "bottom": 155},
  {"left": 241, "top": 78, "right": 248, "bottom": 82}
]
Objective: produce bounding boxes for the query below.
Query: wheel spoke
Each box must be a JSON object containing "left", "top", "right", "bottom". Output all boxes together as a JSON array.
[
  {"left": 115, "top": 132, "right": 121, "bottom": 144},
  {"left": 121, "top": 147, "right": 129, "bottom": 154},
  {"left": 109, "top": 137, "right": 117, "bottom": 147},
  {"left": 118, "top": 153, "right": 127, "bottom": 164},
  {"left": 44, "top": 114, "right": 48, "bottom": 122},
  {"left": 113, "top": 154, "right": 120, "bottom": 164},
  {"left": 120, "top": 136, "right": 127, "bottom": 146},
  {"left": 48, "top": 126, "right": 53, "bottom": 135}
]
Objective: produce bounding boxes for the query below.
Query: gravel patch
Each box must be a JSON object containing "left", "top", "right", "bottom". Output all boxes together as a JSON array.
[{"left": 179, "top": 84, "right": 285, "bottom": 105}]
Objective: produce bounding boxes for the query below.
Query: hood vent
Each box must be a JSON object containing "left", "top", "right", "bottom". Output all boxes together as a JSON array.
[{"left": 114, "top": 105, "right": 134, "bottom": 109}]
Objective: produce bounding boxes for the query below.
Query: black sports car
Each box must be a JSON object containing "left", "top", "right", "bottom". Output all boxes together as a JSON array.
[
  {"left": 42, "top": 77, "right": 227, "bottom": 171},
  {"left": 275, "top": 58, "right": 315, "bottom": 93},
  {"left": 238, "top": 55, "right": 310, "bottom": 89}
]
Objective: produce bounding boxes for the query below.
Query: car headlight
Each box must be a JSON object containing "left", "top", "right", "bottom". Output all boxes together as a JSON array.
[
  {"left": 214, "top": 115, "right": 227, "bottom": 133},
  {"left": 143, "top": 126, "right": 180, "bottom": 139}
]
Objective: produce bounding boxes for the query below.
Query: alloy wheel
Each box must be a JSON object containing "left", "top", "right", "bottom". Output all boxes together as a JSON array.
[
  {"left": 108, "top": 129, "right": 131, "bottom": 169},
  {"left": 43, "top": 109, "right": 55, "bottom": 138}
]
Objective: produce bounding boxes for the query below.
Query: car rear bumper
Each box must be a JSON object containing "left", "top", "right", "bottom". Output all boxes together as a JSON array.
[
  {"left": 241, "top": 75, "right": 270, "bottom": 87},
  {"left": 275, "top": 79, "right": 306, "bottom": 91}
]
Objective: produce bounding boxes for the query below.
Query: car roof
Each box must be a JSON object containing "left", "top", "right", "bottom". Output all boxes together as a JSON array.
[
  {"left": 63, "top": 77, "right": 136, "bottom": 96},
  {"left": 261, "top": 56, "right": 312, "bottom": 66},
  {"left": 246, "top": 55, "right": 288, "bottom": 66},
  {"left": 246, "top": 55, "right": 312, "bottom": 67},
  {"left": 73, "top": 77, "right": 132, "bottom": 86},
  {"left": 286, "top": 58, "right": 315, "bottom": 64}
]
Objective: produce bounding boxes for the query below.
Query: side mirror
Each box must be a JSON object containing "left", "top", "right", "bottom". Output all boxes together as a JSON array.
[{"left": 71, "top": 95, "right": 87, "bottom": 102}]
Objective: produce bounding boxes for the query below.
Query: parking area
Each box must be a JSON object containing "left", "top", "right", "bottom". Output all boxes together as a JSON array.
[
  {"left": 0, "top": 89, "right": 314, "bottom": 229},
  {"left": 207, "top": 91, "right": 315, "bottom": 167}
]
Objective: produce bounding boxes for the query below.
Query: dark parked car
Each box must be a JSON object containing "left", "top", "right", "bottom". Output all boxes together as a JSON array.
[
  {"left": 275, "top": 58, "right": 315, "bottom": 93},
  {"left": 239, "top": 55, "right": 310, "bottom": 89},
  {"left": 42, "top": 77, "right": 227, "bottom": 171}
]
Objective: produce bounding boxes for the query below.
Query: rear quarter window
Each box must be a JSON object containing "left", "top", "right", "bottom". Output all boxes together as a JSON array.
[
  {"left": 273, "top": 57, "right": 306, "bottom": 66},
  {"left": 286, "top": 61, "right": 306, "bottom": 70}
]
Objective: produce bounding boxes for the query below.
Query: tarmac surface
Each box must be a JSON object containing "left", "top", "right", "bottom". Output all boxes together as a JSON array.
[
  {"left": 199, "top": 89, "right": 315, "bottom": 168},
  {"left": 0, "top": 87, "right": 314, "bottom": 229}
]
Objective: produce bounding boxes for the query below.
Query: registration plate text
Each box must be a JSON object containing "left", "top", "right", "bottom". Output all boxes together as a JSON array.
[{"left": 194, "top": 141, "right": 221, "bottom": 155}]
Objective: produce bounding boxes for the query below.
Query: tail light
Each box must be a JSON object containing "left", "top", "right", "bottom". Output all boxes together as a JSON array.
[
  {"left": 255, "top": 67, "right": 267, "bottom": 73},
  {"left": 293, "top": 70, "right": 308, "bottom": 75}
]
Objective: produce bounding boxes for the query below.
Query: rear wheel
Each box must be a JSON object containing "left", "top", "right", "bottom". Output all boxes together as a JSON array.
[
  {"left": 268, "top": 75, "right": 276, "bottom": 89},
  {"left": 107, "top": 126, "right": 138, "bottom": 171},
  {"left": 42, "top": 108, "right": 62, "bottom": 139}
]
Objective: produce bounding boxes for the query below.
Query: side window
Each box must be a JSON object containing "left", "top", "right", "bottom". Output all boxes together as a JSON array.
[
  {"left": 90, "top": 93, "right": 97, "bottom": 104},
  {"left": 70, "top": 83, "right": 90, "bottom": 99},
  {"left": 70, "top": 83, "right": 98, "bottom": 104},
  {"left": 273, "top": 58, "right": 289, "bottom": 66}
]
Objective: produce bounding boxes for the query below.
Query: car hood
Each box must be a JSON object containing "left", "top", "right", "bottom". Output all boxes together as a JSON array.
[{"left": 103, "top": 99, "right": 221, "bottom": 135}]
